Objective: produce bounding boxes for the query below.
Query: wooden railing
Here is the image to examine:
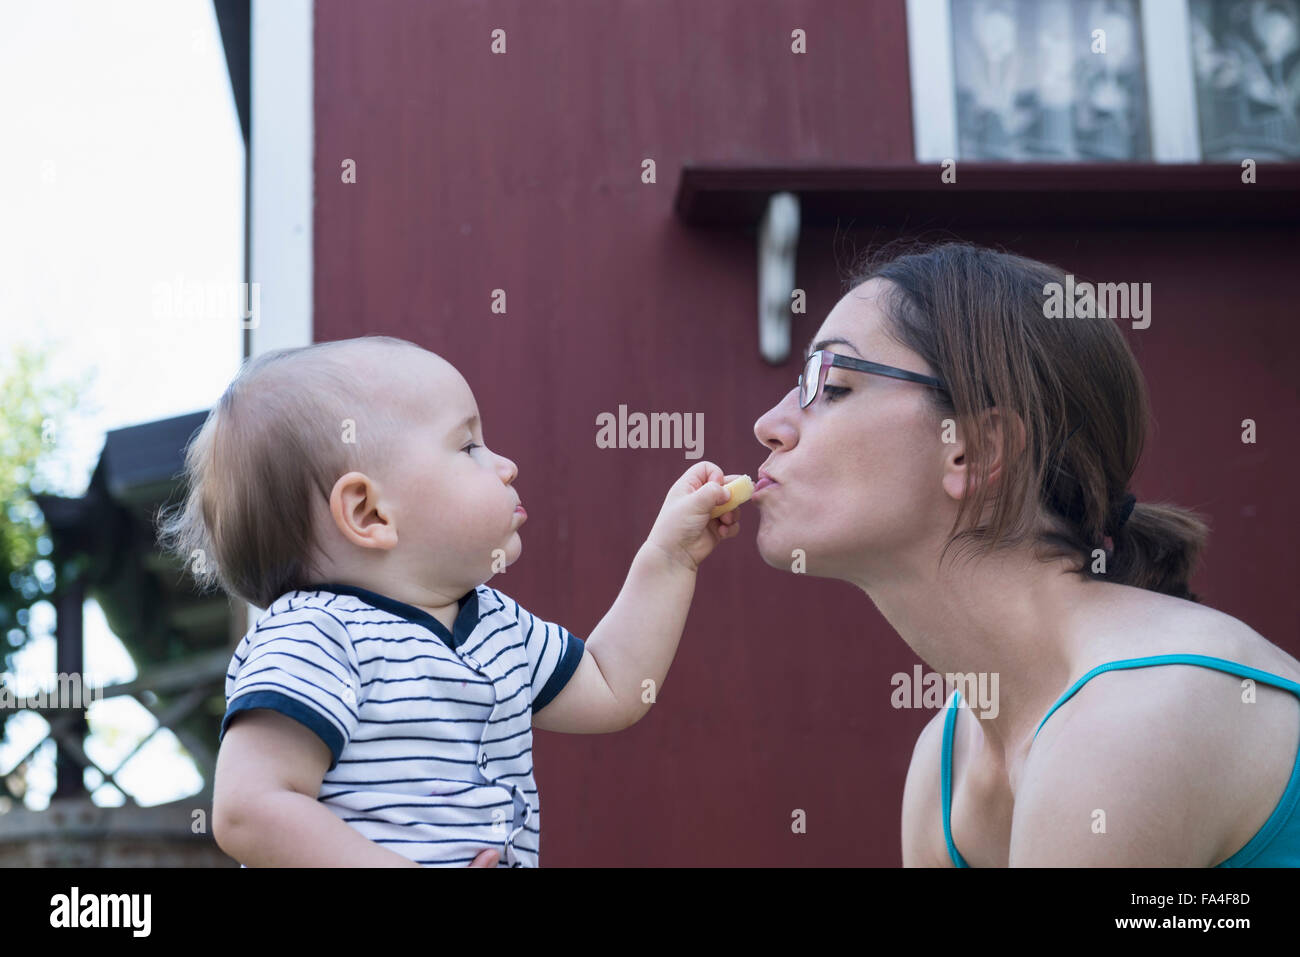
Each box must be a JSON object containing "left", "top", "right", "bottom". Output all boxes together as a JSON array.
[{"left": 1, "top": 648, "right": 229, "bottom": 806}]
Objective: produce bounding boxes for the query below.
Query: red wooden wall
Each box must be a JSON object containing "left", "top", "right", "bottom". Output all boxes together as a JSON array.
[{"left": 312, "top": 0, "right": 1298, "bottom": 865}]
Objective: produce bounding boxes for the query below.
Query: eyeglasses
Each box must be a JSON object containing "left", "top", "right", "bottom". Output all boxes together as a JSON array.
[{"left": 797, "top": 350, "right": 948, "bottom": 409}]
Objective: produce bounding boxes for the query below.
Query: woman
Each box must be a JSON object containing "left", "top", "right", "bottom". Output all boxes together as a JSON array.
[{"left": 749, "top": 241, "right": 1300, "bottom": 867}]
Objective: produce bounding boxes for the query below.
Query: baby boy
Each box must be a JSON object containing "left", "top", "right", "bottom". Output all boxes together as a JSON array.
[{"left": 159, "top": 335, "right": 742, "bottom": 867}]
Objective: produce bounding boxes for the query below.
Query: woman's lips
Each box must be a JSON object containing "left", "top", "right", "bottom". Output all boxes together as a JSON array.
[{"left": 754, "top": 476, "right": 777, "bottom": 494}]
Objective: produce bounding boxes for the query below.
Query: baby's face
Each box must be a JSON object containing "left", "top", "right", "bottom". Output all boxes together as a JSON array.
[{"left": 377, "top": 348, "right": 524, "bottom": 591}]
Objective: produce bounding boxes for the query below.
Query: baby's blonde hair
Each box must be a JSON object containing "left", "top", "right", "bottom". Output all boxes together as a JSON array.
[{"left": 157, "top": 335, "right": 427, "bottom": 607}]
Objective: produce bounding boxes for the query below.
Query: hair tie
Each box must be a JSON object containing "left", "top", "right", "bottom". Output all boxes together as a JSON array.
[{"left": 1108, "top": 493, "right": 1137, "bottom": 535}]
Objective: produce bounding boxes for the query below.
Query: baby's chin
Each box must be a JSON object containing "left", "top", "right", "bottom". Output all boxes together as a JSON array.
[
  {"left": 497, "top": 532, "right": 523, "bottom": 566},
  {"left": 446, "top": 530, "right": 521, "bottom": 583}
]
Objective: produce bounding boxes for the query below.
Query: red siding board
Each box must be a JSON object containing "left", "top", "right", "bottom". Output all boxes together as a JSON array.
[{"left": 314, "top": 1, "right": 1298, "bottom": 866}]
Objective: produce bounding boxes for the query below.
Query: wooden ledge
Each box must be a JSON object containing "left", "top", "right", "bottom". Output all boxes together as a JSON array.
[{"left": 675, "top": 164, "right": 1300, "bottom": 229}]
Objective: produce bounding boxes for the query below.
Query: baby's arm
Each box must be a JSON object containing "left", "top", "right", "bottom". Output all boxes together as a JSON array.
[
  {"left": 214, "top": 710, "right": 497, "bottom": 867},
  {"left": 214, "top": 710, "right": 420, "bottom": 866},
  {"left": 533, "top": 461, "right": 741, "bottom": 734}
]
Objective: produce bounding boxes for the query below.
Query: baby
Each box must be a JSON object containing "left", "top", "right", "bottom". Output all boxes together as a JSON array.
[{"left": 158, "top": 335, "right": 742, "bottom": 867}]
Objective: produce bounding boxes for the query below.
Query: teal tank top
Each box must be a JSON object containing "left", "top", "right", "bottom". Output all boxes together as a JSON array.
[{"left": 940, "top": 654, "right": 1300, "bottom": 867}]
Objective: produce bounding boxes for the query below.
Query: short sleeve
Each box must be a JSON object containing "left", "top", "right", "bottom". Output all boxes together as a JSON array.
[
  {"left": 512, "top": 599, "right": 585, "bottom": 713},
  {"left": 220, "top": 605, "right": 361, "bottom": 771}
]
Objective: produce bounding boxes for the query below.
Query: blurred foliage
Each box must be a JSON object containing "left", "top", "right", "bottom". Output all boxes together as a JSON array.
[{"left": 0, "top": 343, "right": 84, "bottom": 741}]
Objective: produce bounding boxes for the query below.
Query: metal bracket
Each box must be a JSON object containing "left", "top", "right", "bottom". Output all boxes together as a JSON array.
[{"left": 757, "top": 192, "right": 801, "bottom": 364}]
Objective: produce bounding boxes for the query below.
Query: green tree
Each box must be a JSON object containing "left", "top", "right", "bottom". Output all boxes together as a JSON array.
[{"left": 0, "top": 343, "right": 84, "bottom": 741}]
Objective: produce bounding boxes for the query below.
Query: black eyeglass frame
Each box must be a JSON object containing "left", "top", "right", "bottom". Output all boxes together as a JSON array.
[{"left": 798, "top": 350, "right": 948, "bottom": 409}]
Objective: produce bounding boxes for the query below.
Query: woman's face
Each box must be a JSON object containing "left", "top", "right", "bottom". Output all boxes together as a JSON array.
[{"left": 751, "top": 278, "right": 952, "bottom": 584}]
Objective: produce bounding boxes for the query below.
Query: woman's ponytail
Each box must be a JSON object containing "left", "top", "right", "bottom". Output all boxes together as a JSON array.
[{"left": 1108, "top": 502, "right": 1210, "bottom": 602}]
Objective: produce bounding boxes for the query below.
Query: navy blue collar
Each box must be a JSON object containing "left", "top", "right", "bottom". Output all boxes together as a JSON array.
[{"left": 307, "top": 582, "right": 481, "bottom": 651}]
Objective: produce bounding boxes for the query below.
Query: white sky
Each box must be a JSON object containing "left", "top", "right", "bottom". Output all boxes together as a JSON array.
[{"left": 0, "top": 0, "right": 243, "bottom": 808}]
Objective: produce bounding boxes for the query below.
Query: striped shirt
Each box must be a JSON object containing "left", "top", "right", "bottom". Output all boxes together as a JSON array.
[{"left": 219, "top": 582, "right": 585, "bottom": 867}]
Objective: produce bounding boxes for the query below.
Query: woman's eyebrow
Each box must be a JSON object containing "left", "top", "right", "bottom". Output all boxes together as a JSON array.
[{"left": 805, "top": 336, "right": 861, "bottom": 359}]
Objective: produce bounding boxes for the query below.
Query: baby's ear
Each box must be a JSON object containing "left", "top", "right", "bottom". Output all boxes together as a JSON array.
[{"left": 329, "top": 471, "right": 398, "bottom": 550}]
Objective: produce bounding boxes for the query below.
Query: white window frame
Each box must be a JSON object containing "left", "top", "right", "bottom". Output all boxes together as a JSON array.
[
  {"left": 250, "top": 0, "right": 314, "bottom": 358},
  {"left": 906, "top": 0, "right": 1202, "bottom": 163}
]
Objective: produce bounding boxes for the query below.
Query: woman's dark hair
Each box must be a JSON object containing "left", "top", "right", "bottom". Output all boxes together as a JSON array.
[{"left": 848, "top": 240, "right": 1208, "bottom": 601}]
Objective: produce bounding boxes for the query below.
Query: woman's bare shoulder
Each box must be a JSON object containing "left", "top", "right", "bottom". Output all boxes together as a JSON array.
[
  {"left": 1046, "top": 591, "right": 1300, "bottom": 771},
  {"left": 1017, "top": 594, "right": 1300, "bottom": 864},
  {"left": 1079, "top": 588, "right": 1300, "bottom": 683}
]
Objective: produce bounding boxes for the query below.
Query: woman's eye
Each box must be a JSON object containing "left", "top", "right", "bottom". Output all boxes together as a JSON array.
[
  {"left": 462, "top": 443, "right": 480, "bottom": 454},
  {"left": 821, "top": 386, "right": 850, "bottom": 403}
]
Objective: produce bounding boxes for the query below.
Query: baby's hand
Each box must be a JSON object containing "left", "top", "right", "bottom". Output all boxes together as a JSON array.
[{"left": 645, "top": 461, "right": 744, "bottom": 573}]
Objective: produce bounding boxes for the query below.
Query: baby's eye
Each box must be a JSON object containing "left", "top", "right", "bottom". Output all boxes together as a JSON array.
[{"left": 821, "top": 386, "right": 850, "bottom": 403}]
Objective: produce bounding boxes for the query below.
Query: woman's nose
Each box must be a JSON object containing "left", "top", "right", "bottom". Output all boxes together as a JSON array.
[{"left": 754, "top": 387, "right": 799, "bottom": 451}]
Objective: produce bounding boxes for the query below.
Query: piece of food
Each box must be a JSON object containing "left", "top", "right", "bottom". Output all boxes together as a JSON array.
[{"left": 709, "top": 475, "right": 754, "bottom": 519}]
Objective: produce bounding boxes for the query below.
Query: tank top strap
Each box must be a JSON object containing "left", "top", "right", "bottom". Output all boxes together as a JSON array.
[
  {"left": 1034, "top": 653, "right": 1300, "bottom": 741},
  {"left": 940, "top": 656, "right": 1300, "bottom": 868},
  {"left": 941, "top": 689, "right": 971, "bottom": 867}
]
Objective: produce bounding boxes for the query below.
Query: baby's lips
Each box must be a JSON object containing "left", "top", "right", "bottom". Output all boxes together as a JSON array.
[{"left": 708, "top": 474, "right": 754, "bottom": 519}]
